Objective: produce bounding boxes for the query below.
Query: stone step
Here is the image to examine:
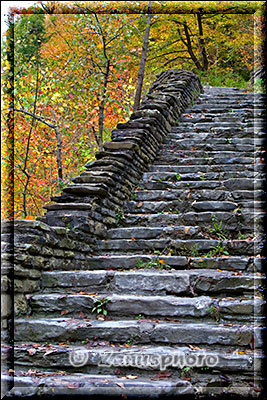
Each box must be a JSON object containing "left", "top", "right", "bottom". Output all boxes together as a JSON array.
[
  {"left": 12, "top": 343, "right": 262, "bottom": 374},
  {"left": 139, "top": 178, "right": 262, "bottom": 191},
  {"left": 161, "top": 142, "right": 260, "bottom": 153},
  {"left": 97, "top": 238, "right": 256, "bottom": 256},
  {"left": 1, "top": 373, "right": 194, "bottom": 398},
  {"left": 29, "top": 292, "right": 264, "bottom": 321},
  {"left": 132, "top": 188, "right": 264, "bottom": 202},
  {"left": 41, "top": 269, "right": 263, "bottom": 296},
  {"left": 157, "top": 150, "right": 261, "bottom": 161},
  {"left": 142, "top": 171, "right": 259, "bottom": 182},
  {"left": 154, "top": 156, "right": 256, "bottom": 165},
  {"left": 14, "top": 318, "right": 263, "bottom": 347},
  {"left": 123, "top": 210, "right": 262, "bottom": 230},
  {"left": 126, "top": 199, "right": 263, "bottom": 214},
  {"left": 165, "top": 137, "right": 263, "bottom": 146},
  {"left": 107, "top": 225, "right": 204, "bottom": 239},
  {"left": 172, "top": 120, "right": 264, "bottom": 131},
  {"left": 126, "top": 200, "right": 239, "bottom": 214},
  {"left": 44, "top": 254, "right": 263, "bottom": 272},
  {"left": 149, "top": 164, "right": 264, "bottom": 173},
  {"left": 188, "top": 105, "right": 266, "bottom": 113},
  {"left": 200, "top": 92, "right": 265, "bottom": 99}
]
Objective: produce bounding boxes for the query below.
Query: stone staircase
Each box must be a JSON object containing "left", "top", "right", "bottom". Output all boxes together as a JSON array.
[{"left": 4, "top": 86, "right": 266, "bottom": 398}]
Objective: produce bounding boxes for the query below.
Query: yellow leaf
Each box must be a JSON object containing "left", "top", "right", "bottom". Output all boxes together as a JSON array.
[{"left": 158, "top": 260, "right": 165, "bottom": 264}]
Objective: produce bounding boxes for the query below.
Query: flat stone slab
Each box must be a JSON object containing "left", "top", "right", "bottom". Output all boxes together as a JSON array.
[
  {"left": 2, "top": 373, "right": 193, "bottom": 398},
  {"left": 14, "top": 318, "right": 263, "bottom": 347},
  {"left": 13, "top": 343, "right": 262, "bottom": 372},
  {"left": 97, "top": 238, "right": 255, "bottom": 256},
  {"left": 29, "top": 293, "right": 263, "bottom": 321},
  {"left": 41, "top": 269, "right": 263, "bottom": 296}
]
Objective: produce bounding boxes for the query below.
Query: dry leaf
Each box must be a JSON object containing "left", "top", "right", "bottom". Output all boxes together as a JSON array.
[
  {"left": 188, "top": 344, "right": 201, "bottom": 350},
  {"left": 116, "top": 382, "right": 125, "bottom": 388},
  {"left": 131, "top": 237, "right": 136, "bottom": 241},
  {"left": 125, "top": 375, "right": 138, "bottom": 379},
  {"left": 184, "top": 227, "right": 190, "bottom": 234},
  {"left": 137, "top": 202, "right": 143, "bottom": 208},
  {"left": 27, "top": 348, "right": 37, "bottom": 356},
  {"left": 60, "top": 310, "right": 70, "bottom": 316}
]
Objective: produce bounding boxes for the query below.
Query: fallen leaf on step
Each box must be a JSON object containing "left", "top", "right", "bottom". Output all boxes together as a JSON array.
[
  {"left": 184, "top": 227, "right": 190, "bottom": 234},
  {"left": 137, "top": 202, "right": 143, "bottom": 208},
  {"left": 116, "top": 382, "right": 125, "bottom": 388},
  {"left": 131, "top": 237, "right": 136, "bottom": 241},
  {"left": 27, "top": 348, "right": 37, "bottom": 356},
  {"left": 60, "top": 309, "right": 70, "bottom": 316},
  {"left": 125, "top": 375, "right": 138, "bottom": 379},
  {"left": 188, "top": 344, "right": 201, "bottom": 350},
  {"left": 67, "top": 382, "right": 80, "bottom": 388}
]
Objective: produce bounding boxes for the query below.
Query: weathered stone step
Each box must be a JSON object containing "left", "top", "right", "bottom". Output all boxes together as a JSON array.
[
  {"left": 149, "top": 164, "right": 264, "bottom": 173},
  {"left": 139, "top": 178, "right": 262, "bottom": 191},
  {"left": 194, "top": 101, "right": 263, "bottom": 109},
  {"left": 41, "top": 269, "right": 263, "bottom": 296},
  {"left": 132, "top": 189, "right": 263, "bottom": 202},
  {"left": 126, "top": 199, "right": 263, "bottom": 215},
  {"left": 14, "top": 318, "right": 263, "bottom": 347},
  {"left": 165, "top": 137, "right": 263, "bottom": 146},
  {"left": 107, "top": 225, "right": 203, "bottom": 239},
  {"left": 126, "top": 200, "right": 239, "bottom": 214},
  {"left": 161, "top": 142, "right": 260, "bottom": 153},
  {"left": 172, "top": 120, "right": 264, "bottom": 131},
  {"left": 29, "top": 292, "right": 264, "bottom": 321},
  {"left": 158, "top": 152, "right": 264, "bottom": 165},
  {"left": 123, "top": 210, "right": 261, "bottom": 230},
  {"left": 13, "top": 343, "right": 262, "bottom": 374},
  {"left": 158, "top": 151, "right": 261, "bottom": 161},
  {"left": 200, "top": 92, "right": 265, "bottom": 100},
  {"left": 46, "top": 254, "right": 262, "bottom": 272},
  {"left": 142, "top": 171, "right": 258, "bottom": 182},
  {"left": 1, "top": 373, "right": 194, "bottom": 398},
  {"left": 97, "top": 238, "right": 256, "bottom": 256},
  {"left": 188, "top": 104, "right": 266, "bottom": 113},
  {"left": 154, "top": 156, "right": 256, "bottom": 165}
]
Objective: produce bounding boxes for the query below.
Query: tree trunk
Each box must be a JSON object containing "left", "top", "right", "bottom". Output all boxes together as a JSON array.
[
  {"left": 133, "top": 1, "right": 152, "bottom": 111},
  {"left": 183, "top": 22, "right": 203, "bottom": 70},
  {"left": 55, "top": 126, "right": 63, "bottom": 180},
  {"left": 197, "top": 12, "right": 209, "bottom": 70},
  {"left": 98, "top": 59, "right": 110, "bottom": 151}
]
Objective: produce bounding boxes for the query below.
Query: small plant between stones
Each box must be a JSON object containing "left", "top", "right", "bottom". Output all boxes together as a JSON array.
[
  {"left": 208, "top": 214, "right": 227, "bottom": 240},
  {"left": 115, "top": 209, "right": 125, "bottom": 227},
  {"left": 136, "top": 258, "right": 171, "bottom": 270},
  {"left": 207, "top": 304, "right": 221, "bottom": 322},
  {"left": 92, "top": 297, "right": 110, "bottom": 317},
  {"left": 205, "top": 242, "right": 229, "bottom": 257}
]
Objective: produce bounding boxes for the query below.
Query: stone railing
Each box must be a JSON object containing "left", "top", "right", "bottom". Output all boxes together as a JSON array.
[
  {"left": 1, "top": 69, "right": 202, "bottom": 336},
  {"left": 43, "top": 69, "right": 202, "bottom": 235}
]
